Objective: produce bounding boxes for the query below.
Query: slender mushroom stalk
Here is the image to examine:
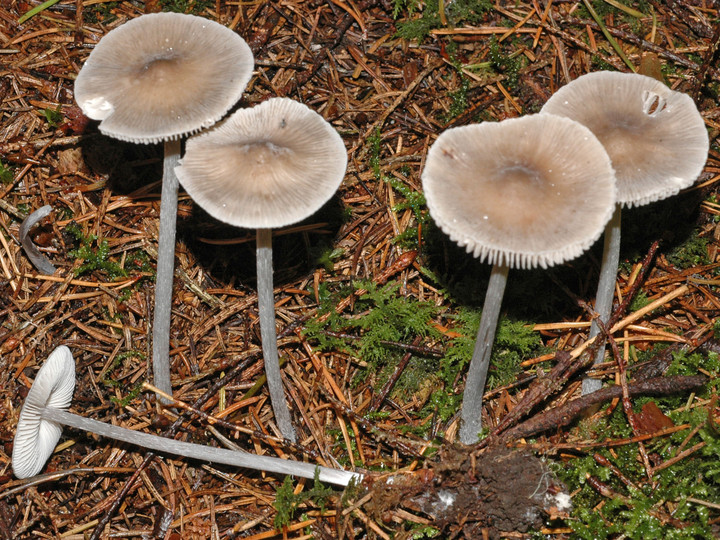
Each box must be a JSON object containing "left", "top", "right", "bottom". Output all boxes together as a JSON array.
[
  {"left": 541, "top": 71, "right": 709, "bottom": 395},
  {"left": 421, "top": 114, "right": 617, "bottom": 445},
  {"left": 73, "top": 13, "right": 254, "bottom": 402},
  {"left": 12, "top": 346, "right": 360, "bottom": 486},
  {"left": 176, "top": 98, "right": 348, "bottom": 442},
  {"left": 581, "top": 207, "right": 621, "bottom": 394},
  {"left": 256, "top": 228, "right": 296, "bottom": 442},
  {"left": 458, "top": 265, "right": 508, "bottom": 444},
  {"left": 151, "top": 139, "right": 181, "bottom": 398}
]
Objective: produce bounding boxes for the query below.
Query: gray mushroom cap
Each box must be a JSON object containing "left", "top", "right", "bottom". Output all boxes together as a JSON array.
[
  {"left": 175, "top": 97, "right": 348, "bottom": 229},
  {"left": 422, "top": 113, "right": 617, "bottom": 269},
  {"left": 12, "top": 345, "right": 75, "bottom": 479},
  {"left": 74, "top": 12, "right": 254, "bottom": 144},
  {"left": 541, "top": 71, "right": 708, "bottom": 207}
]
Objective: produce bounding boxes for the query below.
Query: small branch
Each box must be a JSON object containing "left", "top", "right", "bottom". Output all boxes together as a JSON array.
[{"left": 501, "top": 375, "right": 707, "bottom": 441}]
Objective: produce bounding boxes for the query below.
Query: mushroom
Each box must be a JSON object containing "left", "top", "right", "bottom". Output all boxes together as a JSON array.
[
  {"left": 175, "top": 97, "right": 348, "bottom": 443},
  {"left": 12, "top": 346, "right": 360, "bottom": 486},
  {"left": 421, "top": 113, "right": 616, "bottom": 444},
  {"left": 74, "top": 13, "right": 254, "bottom": 402},
  {"left": 541, "top": 71, "right": 709, "bottom": 395}
]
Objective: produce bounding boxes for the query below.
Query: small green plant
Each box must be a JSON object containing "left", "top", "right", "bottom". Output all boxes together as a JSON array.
[
  {"left": 43, "top": 105, "right": 63, "bottom": 128},
  {"left": 439, "top": 307, "right": 543, "bottom": 392},
  {"left": 66, "top": 223, "right": 127, "bottom": 278},
  {"left": 273, "top": 470, "right": 334, "bottom": 529},
  {"left": 311, "top": 243, "right": 345, "bottom": 273},
  {"left": 0, "top": 161, "right": 13, "bottom": 185}
]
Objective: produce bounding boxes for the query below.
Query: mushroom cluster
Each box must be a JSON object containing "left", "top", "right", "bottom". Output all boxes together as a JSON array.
[
  {"left": 423, "top": 70, "right": 707, "bottom": 443},
  {"left": 74, "top": 13, "right": 255, "bottom": 403},
  {"left": 72, "top": 13, "right": 347, "bottom": 447},
  {"left": 541, "top": 71, "right": 708, "bottom": 395}
]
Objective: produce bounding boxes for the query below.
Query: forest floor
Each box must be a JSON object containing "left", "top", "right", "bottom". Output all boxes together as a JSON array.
[{"left": 0, "top": 0, "right": 719, "bottom": 538}]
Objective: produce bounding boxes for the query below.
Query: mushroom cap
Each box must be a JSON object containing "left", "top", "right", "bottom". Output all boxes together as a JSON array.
[
  {"left": 176, "top": 97, "right": 348, "bottom": 229},
  {"left": 422, "top": 114, "right": 617, "bottom": 269},
  {"left": 12, "top": 345, "right": 76, "bottom": 479},
  {"left": 541, "top": 71, "right": 708, "bottom": 207},
  {"left": 74, "top": 13, "right": 254, "bottom": 144}
]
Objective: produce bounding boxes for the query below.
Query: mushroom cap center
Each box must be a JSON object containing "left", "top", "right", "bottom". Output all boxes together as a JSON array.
[{"left": 138, "top": 55, "right": 182, "bottom": 84}]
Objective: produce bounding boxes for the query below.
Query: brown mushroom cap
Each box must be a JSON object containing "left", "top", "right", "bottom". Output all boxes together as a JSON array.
[
  {"left": 175, "top": 97, "right": 347, "bottom": 229},
  {"left": 422, "top": 114, "right": 616, "bottom": 269},
  {"left": 541, "top": 71, "right": 708, "bottom": 207},
  {"left": 74, "top": 13, "right": 254, "bottom": 144}
]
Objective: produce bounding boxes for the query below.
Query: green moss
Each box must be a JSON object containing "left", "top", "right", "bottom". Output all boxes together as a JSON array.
[
  {"left": 160, "top": 0, "right": 212, "bottom": 15},
  {"left": 306, "top": 281, "right": 439, "bottom": 367},
  {"left": 441, "top": 307, "right": 543, "bottom": 391},
  {"left": 125, "top": 249, "right": 156, "bottom": 282},
  {"left": 66, "top": 222, "right": 127, "bottom": 279},
  {"left": 386, "top": 176, "right": 429, "bottom": 250},
  {"left": 305, "top": 282, "right": 545, "bottom": 437},
  {"left": 0, "top": 161, "right": 13, "bottom": 185},
  {"left": 273, "top": 470, "right": 334, "bottom": 529},
  {"left": 666, "top": 231, "right": 710, "bottom": 269},
  {"left": 628, "top": 290, "right": 650, "bottom": 311},
  {"left": 367, "top": 130, "right": 428, "bottom": 249},
  {"left": 395, "top": 0, "right": 492, "bottom": 42},
  {"left": 84, "top": 1, "right": 118, "bottom": 23},
  {"left": 553, "top": 346, "right": 719, "bottom": 538},
  {"left": 591, "top": 55, "right": 615, "bottom": 71},
  {"left": 488, "top": 37, "right": 524, "bottom": 88},
  {"left": 444, "top": 69, "right": 470, "bottom": 121}
]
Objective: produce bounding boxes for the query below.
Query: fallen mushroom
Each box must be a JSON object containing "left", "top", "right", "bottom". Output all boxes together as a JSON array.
[
  {"left": 175, "top": 98, "right": 347, "bottom": 443},
  {"left": 19, "top": 205, "right": 56, "bottom": 274},
  {"left": 12, "top": 346, "right": 360, "bottom": 486},
  {"left": 421, "top": 113, "right": 616, "bottom": 444},
  {"left": 74, "top": 13, "right": 254, "bottom": 402},
  {"left": 541, "top": 71, "right": 709, "bottom": 395}
]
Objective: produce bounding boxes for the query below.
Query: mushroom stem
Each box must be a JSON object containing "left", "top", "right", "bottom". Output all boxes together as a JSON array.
[
  {"left": 256, "top": 228, "right": 297, "bottom": 443},
  {"left": 582, "top": 206, "right": 622, "bottom": 395},
  {"left": 39, "top": 406, "right": 358, "bottom": 486},
  {"left": 458, "top": 263, "right": 509, "bottom": 444},
  {"left": 151, "top": 139, "right": 181, "bottom": 404}
]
